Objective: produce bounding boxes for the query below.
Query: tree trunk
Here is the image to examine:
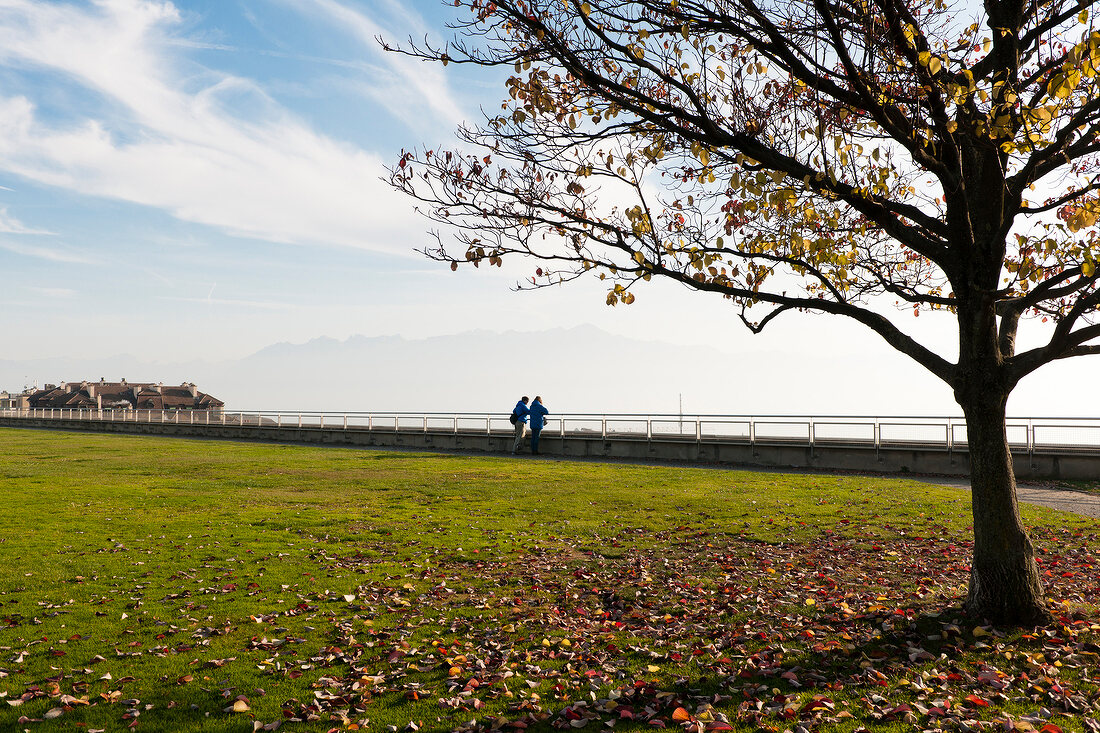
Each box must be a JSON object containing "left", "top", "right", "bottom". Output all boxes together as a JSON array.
[{"left": 959, "top": 387, "right": 1050, "bottom": 625}]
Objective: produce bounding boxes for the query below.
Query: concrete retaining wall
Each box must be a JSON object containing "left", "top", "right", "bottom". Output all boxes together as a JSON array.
[{"left": 2, "top": 416, "right": 1098, "bottom": 480}]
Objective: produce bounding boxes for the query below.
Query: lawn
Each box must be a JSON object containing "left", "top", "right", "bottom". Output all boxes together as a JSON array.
[{"left": 0, "top": 428, "right": 1097, "bottom": 733}]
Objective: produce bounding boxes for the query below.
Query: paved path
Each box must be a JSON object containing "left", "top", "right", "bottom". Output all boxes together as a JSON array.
[
  {"left": 1017, "top": 484, "right": 1100, "bottom": 517},
  {"left": 918, "top": 475, "right": 1100, "bottom": 518}
]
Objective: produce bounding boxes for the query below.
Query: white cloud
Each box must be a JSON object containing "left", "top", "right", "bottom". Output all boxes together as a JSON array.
[
  {"left": 0, "top": 207, "right": 55, "bottom": 235},
  {"left": 0, "top": 0, "right": 432, "bottom": 254},
  {"left": 0, "top": 240, "right": 91, "bottom": 264},
  {"left": 289, "top": 0, "right": 466, "bottom": 127}
]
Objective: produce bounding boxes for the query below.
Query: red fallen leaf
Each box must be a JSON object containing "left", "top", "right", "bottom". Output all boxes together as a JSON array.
[
  {"left": 964, "top": 695, "right": 990, "bottom": 707},
  {"left": 647, "top": 721, "right": 666, "bottom": 728},
  {"left": 1040, "top": 726, "right": 1063, "bottom": 733},
  {"left": 177, "top": 675, "right": 192, "bottom": 685},
  {"left": 885, "top": 704, "right": 914, "bottom": 718},
  {"left": 705, "top": 724, "right": 734, "bottom": 732}
]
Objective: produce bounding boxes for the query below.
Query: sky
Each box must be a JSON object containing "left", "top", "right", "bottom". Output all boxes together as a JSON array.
[{"left": 0, "top": 0, "right": 1096, "bottom": 417}]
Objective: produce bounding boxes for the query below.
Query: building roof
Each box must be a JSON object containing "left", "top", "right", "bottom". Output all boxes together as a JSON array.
[{"left": 27, "top": 380, "right": 224, "bottom": 410}]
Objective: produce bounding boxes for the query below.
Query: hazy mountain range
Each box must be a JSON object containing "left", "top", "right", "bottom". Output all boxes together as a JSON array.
[{"left": 1, "top": 325, "right": 1091, "bottom": 417}]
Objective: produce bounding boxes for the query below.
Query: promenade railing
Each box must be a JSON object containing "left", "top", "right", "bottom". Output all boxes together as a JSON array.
[{"left": 4, "top": 408, "right": 1100, "bottom": 457}]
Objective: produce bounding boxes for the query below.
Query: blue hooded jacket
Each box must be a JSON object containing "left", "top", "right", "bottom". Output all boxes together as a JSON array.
[
  {"left": 513, "top": 399, "right": 530, "bottom": 424},
  {"left": 528, "top": 399, "right": 549, "bottom": 430}
]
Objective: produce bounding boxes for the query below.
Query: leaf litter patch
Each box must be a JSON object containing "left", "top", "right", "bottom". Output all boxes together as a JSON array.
[
  {"left": 291, "top": 523, "right": 1100, "bottom": 732},
  {"left": 1, "top": 522, "right": 1097, "bottom": 732}
]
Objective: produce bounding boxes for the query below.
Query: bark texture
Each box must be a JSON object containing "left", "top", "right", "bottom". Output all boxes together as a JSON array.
[{"left": 958, "top": 376, "right": 1050, "bottom": 625}]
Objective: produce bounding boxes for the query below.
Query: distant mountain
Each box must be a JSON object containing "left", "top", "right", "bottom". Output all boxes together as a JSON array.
[
  {"left": 0, "top": 324, "right": 1035, "bottom": 416},
  {"left": 222, "top": 325, "right": 747, "bottom": 414}
]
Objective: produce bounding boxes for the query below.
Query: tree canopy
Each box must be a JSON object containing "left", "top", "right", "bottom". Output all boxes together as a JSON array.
[{"left": 388, "top": 0, "right": 1100, "bottom": 624}]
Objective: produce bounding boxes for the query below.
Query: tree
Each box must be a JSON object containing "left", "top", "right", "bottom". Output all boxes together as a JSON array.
[{"left": 388, "top": 0, "right": 1100, "bottom": 625}]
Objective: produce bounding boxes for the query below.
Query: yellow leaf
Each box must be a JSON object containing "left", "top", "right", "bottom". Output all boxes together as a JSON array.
[
  {"left": 580, "top": 2, "right": 591, "bottom": 17},
  {"left": 928, "top": 56, "right": 942, "bottom": 75}
]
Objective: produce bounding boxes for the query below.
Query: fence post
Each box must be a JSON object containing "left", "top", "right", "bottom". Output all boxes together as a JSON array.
[{"left": 1028, "top": 418, "right": 1035, "bottom": 467}]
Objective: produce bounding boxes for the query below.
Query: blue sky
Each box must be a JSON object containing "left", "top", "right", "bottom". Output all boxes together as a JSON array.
[
  {"left": 0, "top": 0, "right": 753, "bottom": 364},
  {"left": 0, "top": 0, "right": 516, "bottom": 357},
  {"left": 0, "top": 0, "right": 788, "bottom": 369},
  {"left": 0, "top": 0, "right": 1095, "bottom": 416}
]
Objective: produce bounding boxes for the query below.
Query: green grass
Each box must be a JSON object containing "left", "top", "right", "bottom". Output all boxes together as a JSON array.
[{"left": 0, "top": 428, "right": 1096, "bottom": 732}]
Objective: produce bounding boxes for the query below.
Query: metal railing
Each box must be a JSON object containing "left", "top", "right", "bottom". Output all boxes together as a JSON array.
[{"left": 4, "top": 408, "right": 1100, "bottom": 457}]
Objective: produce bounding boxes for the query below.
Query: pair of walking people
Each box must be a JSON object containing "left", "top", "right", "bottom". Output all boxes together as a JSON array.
[{"left": 511, "top": 395, "right": 549, "bottom": 454}]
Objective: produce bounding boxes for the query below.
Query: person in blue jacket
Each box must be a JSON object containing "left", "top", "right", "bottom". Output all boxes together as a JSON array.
[
  {"left": 528, "top": 395, "right": 549, "bottom": 455},
  {"left": 511, "top": 396, "right": 530, "bottom": 454}
]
